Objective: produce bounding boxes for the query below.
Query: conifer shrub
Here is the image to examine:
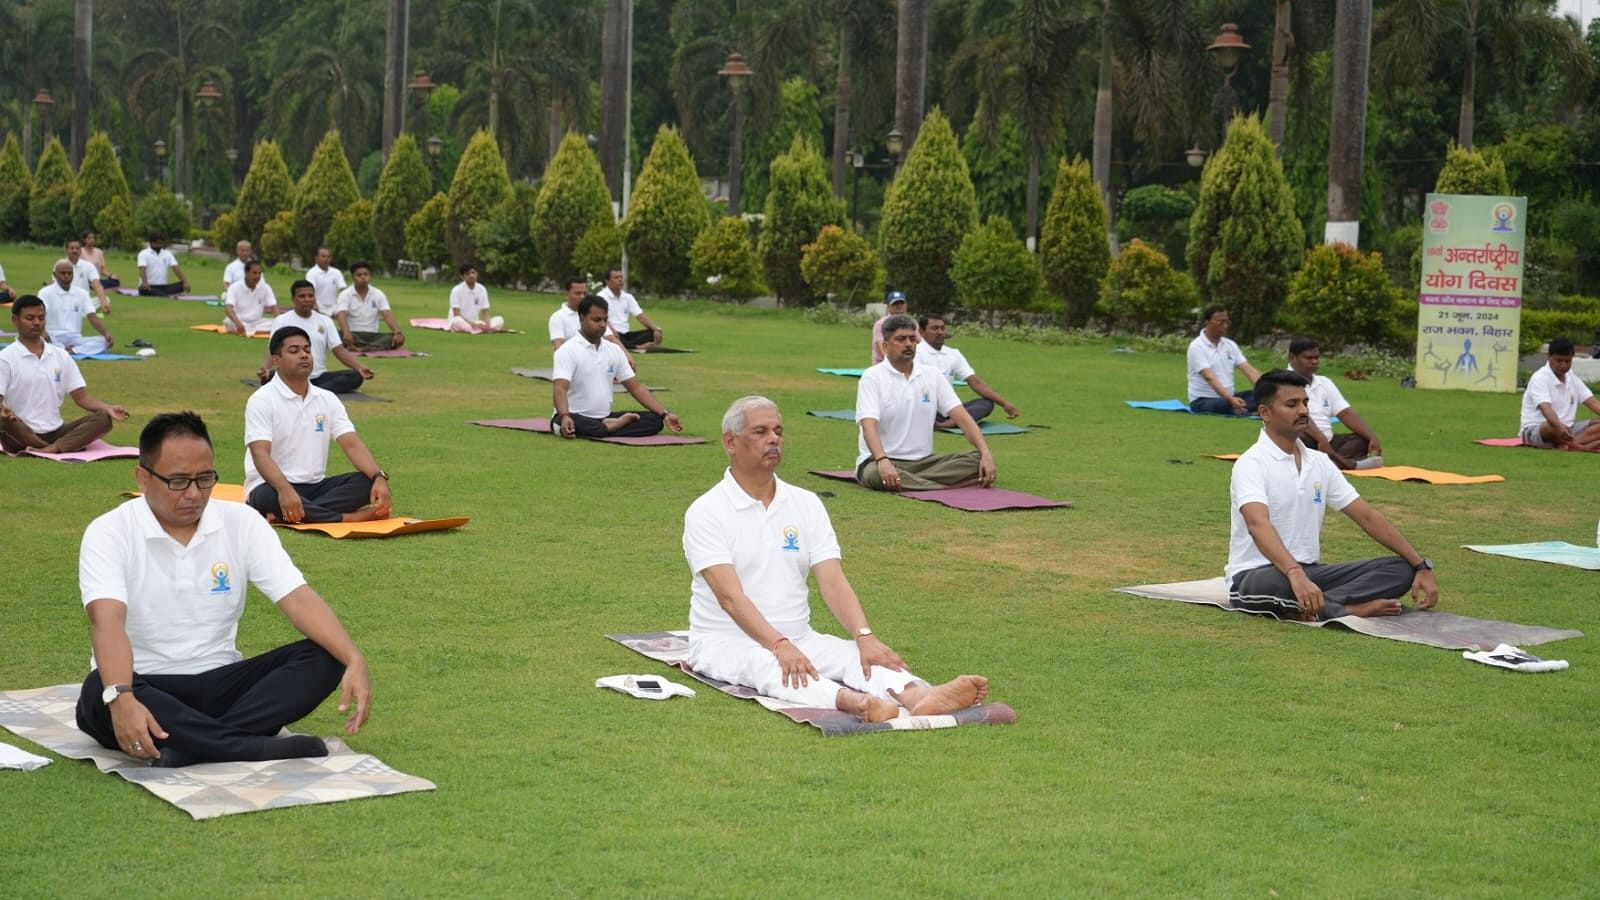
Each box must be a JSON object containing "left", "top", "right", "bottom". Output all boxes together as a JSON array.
[
  {"left": 95, "top": 194, "right": 138, "bottom": 251},
  {"left": 951, "top": 216, "right": 1044, "bottom": 319},
  {"left": 742, "top": 77, "right": 825, "bottom": 211},
  {"left": 1281, "top": 243, "right": 1408, "bottom": 351},
  {"left": 259, "top": 211, "right": 298, "bottom": 266},
  {"left": 621, "top": 126, "right": 710, "bottom": 292},
  {"left": 235, "top": 141, "right": 296, "bottom": 247},
  {"left": 690, "top": 216, "right": 766, "bottom": 299},
  {"left": 878, "top": 109, "right": 977, "bottom": 312},
  {"left": 71, "top": 132, "right": 133, "bottom": 236},
  {"left": 372, "top": 134, "right": 434, "bottom": 271},
  {"left": 573, "top": 220, "right": 623, "bottom": 283},
  {"left": 404, "top": 193, "right": 451, "bottom": 271},
  {"left": 133, "top": 187, "right": 192, "bottom": 242},
  {"left": 326, "top": 200, "right": 378, "bottom": 269},
  {"left": 0, "top": 134, "right": 30, "bottom": 240},
  {"left": 293, "top": 131, "right": 362, "bottom": 261},
  {"left": 1435, "top": 143, "right": 1513, "bottom": 196},
  {"left": 446, "top": 130, "right": 513, "bottom": 265},
  {"left": 1039, "top": 155, "right": 1110, "bottom": 326},
  {"left": 472, "top": 184, "right": 541, "bottom": 287},
  {"left": 758, "top": 135, "right": 844, "bottom": 305},
  {"left": 533, "top": 131, "right": 615, "bottom": 283},
  {"left": 30, "top": 137, "right": 76, "bottom": 243}
]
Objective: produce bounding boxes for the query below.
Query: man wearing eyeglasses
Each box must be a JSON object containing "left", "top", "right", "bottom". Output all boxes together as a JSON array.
[
  {"left": 75, "top": 411, "right": 372, "bottom": 767},
  {"left": 244, "top": 326, "right": 392, "bottom": 524},
  {"left": 0, "top": 295, "right": 128, "bottom": 454}
]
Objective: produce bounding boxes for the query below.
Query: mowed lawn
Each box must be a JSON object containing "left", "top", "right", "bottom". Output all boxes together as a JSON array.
[{"left": 2, "top": 241, "right": 1597, "bottom": 896}]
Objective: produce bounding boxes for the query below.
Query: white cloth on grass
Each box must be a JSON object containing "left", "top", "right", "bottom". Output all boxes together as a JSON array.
[
  {"left": 1462, "top": 643, "right": 1568, "bottom": 673},
  {"left": 0, "top": 742, "right": 50, "bottom": 770}
]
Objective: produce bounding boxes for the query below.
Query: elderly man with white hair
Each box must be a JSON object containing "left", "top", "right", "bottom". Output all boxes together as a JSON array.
[
  {"left": 681, "top": 394, "right": 990, "bottom": 723},
  {"left": 39, "top": 258, "right": 113, "bottom": 355}
]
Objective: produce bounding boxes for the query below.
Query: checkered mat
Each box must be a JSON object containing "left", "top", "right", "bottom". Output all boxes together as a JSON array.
[
  {"left": 0, "top": 684, "right": 434, "bottom": 820},
  {"left": 606, "top": 631, "right": 1017, "bottom": 736}
]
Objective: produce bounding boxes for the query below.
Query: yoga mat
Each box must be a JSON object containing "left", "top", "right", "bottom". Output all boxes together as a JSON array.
[
  {"left": 468, "top": 417, "right": 706, "bottom": 445},
  {"left": 632, "top": 346, "right": 695, "bottom": 354},
  {"left": 356, "top": 348, "right": 429, "bottom": 358},
  {"left": 407, "top": 317, "right": 523, "bottom": 334},
  {"left": 806, "top": 409, "right": 1031, "bottom": 436},
  {"left": 807, "top": 409, "right": 856, "bottom": 421},
  {"left": 1116, "top": 578, "right": 1582, "bottom": 651},
  {"left": 72, "top": 352, "right": 143, "bottom": 361},
  {"left": 1474, "top": 436, "right": 1599, "bottom": 452},
  {"left": 0, "top": 684, "right": 434, "bottom": 820},
  {"left": 192, "top": 323, "right": 269, "bottom": 338},
  {"left": 1206, "top": 454, "right": 1504, "bottom": 485},
  {"left": 116, "top": 287, "right": 218, "bottom": 301},
  {"left": 817, "top": 367, "right": 965, "bottom": 386},
  {"left": 235, "top": 379, "right": 391, "bottom": 403},
  {"left": 511, "top": 367, "right": 666, "bottom": 393},
  {"left": 606, "top": 631, "right": 1016, "bottom": 737},
  {"left": 808, "top": 469, "right": 1072, "bottom": 511},
  {"left": 1462, "top": 542, "right": 1600, "bottom": 571},
  {"left": 1126, "top": 399, "right": 1260, "bottom": 419},
  {"left": 152, "top": 483, "right": 466, "bottom": 538},
  {"left": 9, "top": 439, "right": 138, "bottom": 463}
]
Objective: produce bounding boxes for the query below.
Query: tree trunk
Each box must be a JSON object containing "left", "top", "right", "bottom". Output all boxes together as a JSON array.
[
  {"left": 382, "top": 0, "right": 409, "bottom": 156},
  {"left": 599, "top": 0, "right": 632, "bottom": 200},
  {"left": 489, "top": 81, "right": 500, "bottom": 136},
  {"left": 728, "top": 88, "right": 745, "bottom": 215},
  {"left": 1267, "top": 0, "right": 1291, "bottom": 149},
  {"left": 1025, "top": 141, "right": 1040, "bottom": 250},
  {"left": 1325, "top": 0, "right": 1371, "bottom": 246},
  {"left": 71, "top": 0, "right": 92, "bottom": 167},
  {"left": 831, "top": 16, "right": 852, "bottom": 200},
  {"left": 1091, "top": 0, "right": 1112, "bottom": 212},
  {"left": 548, "top": 95, "right": 564, "bottom": 164},
  {"left": 894, "top": 0, "right": 929, "bottom": 154},
  {"left": 173, "top": 84, "right": 185, "bottom": 197},
  {"left": 1457, "top": 27, "right": 1476, "bottom": 148}
]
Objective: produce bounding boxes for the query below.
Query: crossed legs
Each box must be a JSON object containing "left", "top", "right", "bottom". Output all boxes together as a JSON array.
[{"left": 0, "top": 410, "right": 113, "bottom": 454}]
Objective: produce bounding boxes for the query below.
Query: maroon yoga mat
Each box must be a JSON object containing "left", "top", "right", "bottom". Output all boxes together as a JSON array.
[
  {"left": 807, "top": 469, "right": 1071, "bottom": 511},
  {"left": 468, "top": 417, "right": 706, "bottom": 445}
]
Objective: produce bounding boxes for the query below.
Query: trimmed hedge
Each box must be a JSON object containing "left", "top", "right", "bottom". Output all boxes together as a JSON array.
[
  {"left": 235, "top": 141, "right": 296, "bottom": 247},
  {"left": 372, "top": 134, "right": 434, "bottom": 270},
  {"left": 878, "top": 108, "right": 978, "bottom": 312},
  {"left": 622, "top": 126, "right": 710, "bottom": 292},
  {"left": 533, "top": 132, "right": 614, "bottom": 283},
  {"left": 1521, "top": 309, "right": 1600, "bottom": 355},
  {"left": 293, "top": 131, "right": 362, "bottom": 262}
]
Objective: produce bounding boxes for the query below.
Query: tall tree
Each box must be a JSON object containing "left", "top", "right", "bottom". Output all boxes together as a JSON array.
[
  {"left": 382, "top": 0, "right": 409, "bottom": 156},
  {"left": 599, "top": 0, "right": 632, "bottom": 199},
  {"left": 71, "top": 0, "right": 92, "bottom": 167},
  {"left": 1267, "top": 1, "right": 1292, "bottom": 148},
  {"left": 0, "top": 0, "right": 73, "bottom": 165},
  {"left": 895, "top": 0, "right": 931, "bottom": 153},
  {"left": 121, "top": 0, "right": 229, "bottom": 199},
  {"left": 262, "top": 0, "right": 385, "bottom": 168},
  {"left": 831, "top": 0, "right": 898, "bottom": 199},
  {"left": 1326, "top": 0, "right": 1371, "bottom": 246},
  {"left": 1091, "top": 0, "right": 1112, "bottom": 208}
]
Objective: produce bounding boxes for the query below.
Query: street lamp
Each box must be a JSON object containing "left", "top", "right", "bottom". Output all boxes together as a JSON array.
[
  {"left": 718, "top": 51, "right": 753, "bottom": 215},
  {"left": 153, "top": 138, "right": 168, "bottom": 189},
  {"left": 196, "top": 79, "right": 222, "bottom": 104},
  {"left": 1207, "top": 23, "right": 1250, "bottom": 135},
  {"left": 225, "top": 146, "right": 239, "bottom": 188},
  {"left": 409, "top": 70, "right": 436, "bottom": 137},
  {"left": 1185, "top": 146, "right": 1207, "bottom": 169},
  {"left": 886, "top": 127, "right": 906, "bottom": 178},
  {"left": 851, "top": 150, "right": 865, "bottom": 230},
  {"left": 426, "top": 135, "right": 443, "bottom": 190},
  {"left": 33, "top": 88, "right": 55, "bottom": 147}
]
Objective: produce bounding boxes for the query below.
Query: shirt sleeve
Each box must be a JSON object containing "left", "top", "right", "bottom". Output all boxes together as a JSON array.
[
  {"left": 224, "top": 283, "right": 238, "bottom": 307},
  {"left": 548, "top": 311, "right": 564, "bottom": 342},
  {"left": 1573, "top": 376, "right": 1594, "bottom": 405},
  {"left": 855, "top": 370, "right": 880, "bottom": 422},
  {"left": 450, "top": 285, "right": 464, "bottom": 314},
  {"left": 950, "top": 349, "right": 976, "bottom": 381},
  {"left": 683, "top": 499, "right": 733, "bottom": 573},
  {"left": 1526, "top": 371, "right": 1553, "bottom": 409},
  {"left": 374, "top": 289, "right": 390, "bottom": 311},
  {"left": 328, "top": 395, "right": 356, "bottom": 440},
  {"left": 243, "top": 391, "right": 275, "bottom": 445},
  {"left": 1186, "top": 340, "right": 1208, "bottom": 377},
  {"left": 1230, "top": 340, "right": 1249, "bottom": 368},
  {"left": 60, "top": 354, "right": 87, "bottom": 394},
  {"left": 1324, "top": 464, "right": 1360, "bottom": 512},
  {"left": 551, "top": 343, "right": 576, "bottom": 382},
  {"left": 79, "top": 513, "right": 130, "bottom": 608},
  {"left": 240, "top": 512, "right": 308, "bottom": 603},
  {"left": 612, "top": 345, "right": 636, "bottom": 382},
  {"left": 935, "top": 374, "right": 962, "bottom": 417},
  {"left": 1231, "top": 456, "right": 1269, "bottom": 509},
  {"left": 1324, "top": 379, "right": 1351, "bottom": 416},
  {"left": 805, "top": 495, "right": 842, "bottom": 567}
]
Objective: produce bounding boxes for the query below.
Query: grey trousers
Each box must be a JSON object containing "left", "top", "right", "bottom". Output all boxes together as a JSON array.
[
  {"left": 934, "top": 398, "right": 994, "bottom": 427},
  {"left": 856, "top": 450, "right": 981, "bottom": 491},
  {"left": 349, "top": 331, "right": 397, "bottom": 351},
  {"left": 1229, "top": 556, "right": 1415, "bottom": 619}
]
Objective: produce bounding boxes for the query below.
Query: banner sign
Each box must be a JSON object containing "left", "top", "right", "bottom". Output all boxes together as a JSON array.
[{"left": 1414, "top": 193, "right": 1526, "bottom": 392}]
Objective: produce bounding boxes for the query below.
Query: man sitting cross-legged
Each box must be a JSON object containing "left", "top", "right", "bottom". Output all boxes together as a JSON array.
[
  {"left": 1520, "top": 336, "right": 1600, "bottom": 451},
  {"left": 855, "top": 313, "right": 996, "bottom": 491},
  {"left": 0, "top": 296, "right": 128, "bottom": 454},
  {"left": 335, "top": 261, "right": 406, "bottom": 351},
  {"left": 551, "top": 295, "right": 681, "bottom": 439},
  {"left": 223, "top": 258, "right": 277, "bottom": 336},
  {"left": 1286, "top": 337, "right": 1383, "bottom": 469},
  {"left": 76, "top": 411, "right": 371, "bottom": 767},
  {"left": 916, "top": 313, "right": 1019, "bottom": 427},
  {"left": 39, "top": 257, "right": 113, "bottom": 355},
  {"left": 245, "top": 326, "right": 393, "bottom": 524},
  {"left": 1227, "top": 369, "right": 1440, "bottom": 621},
  {"left": 136, "top": 234, "right": 189, "bottom": 297},
  {"left": 260, "top": 280, "right": 374, "bottom": 395},
  {"left": 684, "top": 395, "right": 989, "bottom": 723},
  {"left": 1188, "top": 304, "right": 1261, "bottom": 415}
]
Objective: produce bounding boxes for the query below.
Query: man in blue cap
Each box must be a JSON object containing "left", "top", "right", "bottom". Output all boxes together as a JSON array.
[{"left": 870, "top": 290, "right": 907, "bottom": 364}]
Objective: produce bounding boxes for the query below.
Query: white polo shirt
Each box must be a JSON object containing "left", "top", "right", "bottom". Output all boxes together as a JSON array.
[
  {"left": 450, "top": 282, "right": 489, "bottom": 321},
  {"left": 225, "top": 278, "right": 277, "bottom": 328},
  {"left": 268, "top": 310, "right": 341, "bottom": 378},
  {"left": 38, "top": 282, "right": 94, "bottom": 342},
  {"left": 305, "top": 264, "right": 347, "bottom": 315},
  {"left": 1226, "top": 429, "right": 1360, "bottom": 581},
  {"left": 552, "top": 335, "right": 633, "bottom": 418},
  {"left": 337, "top": 285, "right": 391, "bottom": 332},
  {"left": 243, "top": 377, "right": 355, "bottom": 493},
  {"left": 915, "top": 341, "right": 976, "bottom": 383},
  {"left": 854, "top": 359, "right": 961, "bottom": 467},
  {"left": 223, "top": 258, "right": 249, "bottom": 288},
  {"left": 1521, "top": 362, "right": 1594, "bottom": 430},
  {"left": 1187, "top": 333, "right": 1250, "bottom": 401},
  {"left": 71, "top": 258, "right": 101, "bottom": 295},
  {"left": 548, "top": 304, "right": 581, "bottom": 343},
  {"left": 0, "top": 340, "right": 84, "bottom": 432},
  {"left": 137, "top": 247, "right": 179, "bottom": 285},
  {"left": 1304, "top": 374, "right": 1352, "bottom": 441},
  {"left": 683, "top": 469, "right": 842, "bottom": 640},
  {"left": 598, "top": 286, "right": 643, "bottom": 334},
  {"left": 79, "top": 496, "right": 307, "bottom": 675}
]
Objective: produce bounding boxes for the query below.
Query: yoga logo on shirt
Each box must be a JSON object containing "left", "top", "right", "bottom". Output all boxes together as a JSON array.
[
  {"left": 1312, "top": 481, "right": 1324, "bottom": 505},
  {"left": 209, "top": 562, "right": 232, "bottom": 594},
  {"left": 781, "top": 526, "right": 800, "bottom": 552},
  {"left": 53, "top": 367, "right": 62, "bottom": 383},
  {"left": 920, "top": 390, "right": 930, "bottom": 403},
  {"left": 314, "top": 414, "right": 326, "bottom": 433}
]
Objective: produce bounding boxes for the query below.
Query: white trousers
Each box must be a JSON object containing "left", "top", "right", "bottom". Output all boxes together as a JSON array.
[
  {"left": 52, "top": 331, "right": 107, "bottom": 355},
  {"left": 688, "top": 630, "right": 922, "bottom": 709},
  {"left": 225, "top": 315, "right": 271, "bottom": 335}
]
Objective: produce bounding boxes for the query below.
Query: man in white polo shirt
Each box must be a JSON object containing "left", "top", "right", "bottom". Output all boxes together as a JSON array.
[
  {"left": 598, "top": 267, "right": 662, "bottom": 349},
  {"left": 0, "top": 296, "right": 128, "bottom": 453},
  {"left": 1286, "top": 337, "right": 1383, "bottom": 468},
  {"left": 223, "top": 258, "right": 277, "bottom": 336},
  {"left": 684, "top": 394, "right": 989, "bottom": 723},
  {"left": 221, "top": 240, "right": 254, "bottom": 293},
  {"left": 1227, "top": 369, "right": 1439, "bottom": 621},
  {"left": 448, "top": 262, "right": 503, "bottom": 332},
  {"left": 1520, "top": 337, "right": 1600, "bottom": 450},
  {"left": 335, "top": 261, "right": 406, "bottom": 351},
  {"left": 551, "top": 295, "right": 679, "bottom": 438},
  {"left": 1188, "top": 305, "right": 1261, "bottom": 415},
  {"left": 259, "top": 280, "right": 373, "bottom": 395},
  {"left": 75, "top": 411, "right": 371, "bottom": 767},
  {"left": 65, "top": 236, "right": 111, "bottom": 313},
  {"left": 915, "top": 313, "right": 1019, "bottom": 427},
  {"left": 305, "top": 246, "right": 347, "bottom": 316},
  {"left": 855, "top": 313, "right": 995, "bottom": 491},
  {"left": 0, "top": 261, "right": 15, "bottom": 303},
  {"left": 245, "top": 326, "right": 392, "bottom": 524},
  {"left": 136, "top": 233, "right": 189, "bottom": 296},
  {"left": 39, "top": 258, "right": 113, "bottom": 354}
]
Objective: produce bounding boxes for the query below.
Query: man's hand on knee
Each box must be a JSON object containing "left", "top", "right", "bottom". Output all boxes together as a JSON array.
[
  {"left": 110, "top": 694, "right": 168, "bottom": 761},
  {"left": 1287, "top": 567, "right": 1323, "bottom": 620},
  {"left": 857, "top": 635, "right": 906, "bottom": 678},
  {"left": 773, "top": 638, "right": 818, "bottom": 688}
]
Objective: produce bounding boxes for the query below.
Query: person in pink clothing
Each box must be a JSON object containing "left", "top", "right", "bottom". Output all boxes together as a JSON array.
[{"left": 869, "top": 290, "right": 907, "bottom": 364}]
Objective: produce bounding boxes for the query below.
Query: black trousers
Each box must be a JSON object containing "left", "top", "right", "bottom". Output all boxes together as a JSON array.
[
  {"left": 247, "top": 471, "right": 375, "bottom": 522},
  {"left": 935, "top": 397, "right": 994, "bottom": 427},
  {"left": 562, "top": 410, "right": 665, "bottom": 438},
  {"left": 615, "top": 328, "right": 655, "bottom": 349},
  {"left": 77, "top": 639, "right": 343, "bottom": 765},
  {"left": 1229, "top": 556, "right": 1415, "bottom": 619},
  {"left": 1300, "top": 432, "right": 1371, "bottom": 466},
  {"left": 139, "top": 283, "right": 185, "bottom": 296},
  {"left": 99, "top": 276, "right": 121, "bottom": 288},
  {"left": 312, "top": 369, "right": 365, "bottom": 394}
]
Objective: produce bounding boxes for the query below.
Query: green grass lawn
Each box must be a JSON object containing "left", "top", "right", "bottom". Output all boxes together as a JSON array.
[{"left": 3, "top": 242, "right": 1597, "bottom": 896}]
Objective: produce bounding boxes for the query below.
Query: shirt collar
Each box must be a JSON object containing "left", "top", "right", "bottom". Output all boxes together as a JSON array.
[
  {"left": 132, "top": 495, "right": 225, "bottom": 547},
  {"left": 1253, "top": 427, "right": 1297, "bottom": 462},
  {"left": 718, "top": 467, "right": 787, "bottom": 511}
]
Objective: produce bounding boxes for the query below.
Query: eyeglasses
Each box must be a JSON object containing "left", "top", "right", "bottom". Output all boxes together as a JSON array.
[{"left": 140, "top": 466, "right": 219, "bottom": 491}]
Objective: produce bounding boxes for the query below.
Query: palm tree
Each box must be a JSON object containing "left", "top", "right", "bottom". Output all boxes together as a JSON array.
[
  {"left": 120, "top": 0, "right": 230, "bottom": 198},
  {"left": 830, "top": 0, "right": 897, "bottom": 198},
  {"left": 262, "top": 2, "right": 385, "bottom": 167},
  {"left": 0, "top": 0, "right": 74, "bottom": 164},
  {"left": 895, "top": 0, "right": 931, "bottom": 152},
  {"left": 382, "top": 0, "right": 410, "bottom": 156},
  {"left": 71, "top": 0, "right": 92, "bottom": 166},
  {"left": 1326, "top": 0, "right": 1371, "bottom": 244}
]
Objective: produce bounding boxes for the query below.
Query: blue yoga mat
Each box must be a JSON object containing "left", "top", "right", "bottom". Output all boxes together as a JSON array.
[
  {"left": 1462, "top": 542, "right": 1600, "bottom": 571},
  {"left": 1125, "top": 399, "right": 1260, "bottom": 420},
  {"left": 817, "top": 367, "right": 966, "bottom": 386},
  {"left": 74, "top": 352, "right": 143, "bottom": 361}
]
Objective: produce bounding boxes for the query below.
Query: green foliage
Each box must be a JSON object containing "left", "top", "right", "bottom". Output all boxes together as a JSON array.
[
  {"left": 446, "top": 130, "right": 514, "bottom": 265},
  {"left": 1521, "top": 308, "right": 1600, "bottom": 355},
  {"left": 758, "top": 135, "right": 844, "bottom": 305},
  {"left": 1281, "top": 243, "right": 1408, "bottom": 351},
  {"left": 532, "top": 132, "right": 615, "bottom": 282},
  {"left": 1488, "top": 125, "right": 1572, "bottom": 217},
  {"left": 1099, "top": 239, "right": 1199, "bottom": 335},
  {"left": 293, "top": 131, "right": 362, "bottom": 262},
  {"left": 211, "top": 212, "right": 243, "bottom": 256},
  {"left": 404, "top": 193, "right": 451, "bottom": 270},
  {"left": 743, "top": 77, "right": 825, "bottom": 211},
  {"left": 235, "top": 141, "right": 297, "bottom": 247},
  {"left": 1116, "top": 184, "right": 1194, "bottom": 271},
  {"left": 326, "top": 200, "right": 378, "bottom": 269},
  {"left": 1548, "top": 198, "right": 1600, "bottom": 294},
  {"left": 471, "top": 184, "right": 541, "bottom": 288},
  {"left": 878, "top": 109, "right": 978, "bottom": 312},
  {"left": 94, "top": 194, "right": 137, "bottom": 252},
  {"left": 690, "top": 216, "right": 766, "bottom": 299},
  {"left": 0, "top": 133, "right": 30, "bottom": 240},
  {"left": 70, "top": 132, "right": 133, "bottom": 237},
  {"left": 133, "top": 187, "right": 192, "bottom": 242},
  {"left": 259, "top": 211, "right": 299, "bottom": 267},
  {"left": 1039, "top": 155, "right": 1111, "bottom": 326},
  {"left": 1187, "top": 115, "right": 1305, "bottom": 340},
  {"left": 951, "top": 216, "right": 1045, "bottom": 318},
  {"left": 1434, "top": 143, "right": 1512, "bottom": 196},
  {"left": 372, "top": 134, "right": 434, "bottom": 271},
  {"left": 1378, "top": 223, "right": 1424, "bottom": 288},
  {"left": 29, "top": 137, "right": 76, "bottom": 244},
  {"left": 1525, "top": 234, "right": 1576, "bottom": 302},
  {"left": 962, "top": 108, "right": 1026, "bottom": 233},
  {"left": 622, "top": 126, "right": 711, "bottom": 292},
  {"left": 801, "top": 225, "right": 882, "bottom": 305},
  {"left": 573, "top": 220, "right": 623, "bottom": 282},
  {"left": 356, "top": 150, "right": 385, "bottom": 196}
]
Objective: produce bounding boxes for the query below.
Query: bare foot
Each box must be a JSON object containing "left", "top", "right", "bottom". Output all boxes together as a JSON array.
[
  {"left": 837, "top": 690, "right": 901, "bottom": 723},
  {"left": 601, "top": 412, "right": 640, "bottom": 433},
  {"left": 340, "top": 507, "right": 384, "bottom": 522},
  {"left": 38, "top": 443, "right": 61, "bottom": 454},
  {"left": 896, "top": 676, "right": 989, "bottom": 716},
  {"left": 1345, "top": 599, "right": 1403, "bottom": 617},
  {"left": 263, "top": 512, "right": 280, "bottom": 523}
]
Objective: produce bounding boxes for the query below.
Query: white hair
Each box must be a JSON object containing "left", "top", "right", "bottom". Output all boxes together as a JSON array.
[
  {"left": 53, "top": 258, "right": 73, "bottom": 271},
  {"left": 721, "top": 395, "right": 780, "bottom": 435}
]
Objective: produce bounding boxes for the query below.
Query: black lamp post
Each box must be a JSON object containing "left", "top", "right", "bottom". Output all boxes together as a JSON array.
[
  {"left": 718, "top": 51, "right": 753, "bottom": 215},
  {"left": 1207, "top": 23, "right": 1250, "bottom": 138},
  {"left": 426, "top": 135, "right": 443, "bottom": 190}
]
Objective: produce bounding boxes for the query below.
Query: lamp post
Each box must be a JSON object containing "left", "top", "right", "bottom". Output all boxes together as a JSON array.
[
  {"left": 225, "top": 146, "right": 239, "bottom": 188},
  {"left": 1185, "top": 146, "right": 1207, "bottom": 169},
  {"left": 409, "top": 70, "right": 436, "bottom": 138},
  {"left": 426, "top": 135, "right": 443, "bottom": 190},
  {"left": 153, "top": 139, "right": 169, "bottom": 190},
  {"left": 32, "top": 89, "right": 56, "bottom": 164},
  {"left": 1207, "top": 23, "right": 1250, "bottom": 139},
  {"left": 192, "top": 79, "right": 222, "bottom": 205},
  {"left": 718, "top": 51, "right": 752, "bottom": 215},
  {"left": 851, "top": 150, "right": 864, "bottom": 231},
  {"left": 886, "top": 128, "right": 904, "bottom": 177}
]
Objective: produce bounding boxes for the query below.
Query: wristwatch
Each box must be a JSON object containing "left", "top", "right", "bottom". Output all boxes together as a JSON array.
[
  {"left": 855, "top": 627, "right": 874, "bottom": 639},
  {"left": 101, "top": 683, "right": 132, "bottom": 705},
  {"left": 1412, "top": 557, "right": 1433, "bottom": 572},
  {"left": 371, "top": 469, "right": 389, "bottom": 481}
]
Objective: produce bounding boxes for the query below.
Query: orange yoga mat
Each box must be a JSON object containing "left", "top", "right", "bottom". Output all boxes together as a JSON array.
[
  {"left": 190, "top": 323, "right": 270, "bottom": 338},
  {"left": 1206, "top": 454, "right": 1503, "bottom": 485},
  {"left": 141, "top": 483, "right": 468, "bottom": 538}
]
